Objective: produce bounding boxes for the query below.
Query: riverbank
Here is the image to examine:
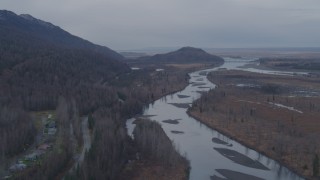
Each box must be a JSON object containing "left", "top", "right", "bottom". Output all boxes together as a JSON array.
[
  {"left": 259, "top": 58, "right": 320, "bottom": 74},
  {"left": 122, "top": 119, "right": 190, "bottom": 180},
  {"left": 123, "top": 160, "right": 189, "bottom": 180},
  {"left": 138, "top": 63, "right": 218, "bottom": 103},
  {"left": 189, "top": 69, "right": 320, "bottom": 179},
  {"left": 187, "top": 111, "right": 305, "bottom": 179}
]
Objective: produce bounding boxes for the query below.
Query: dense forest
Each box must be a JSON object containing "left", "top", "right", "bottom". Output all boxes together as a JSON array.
[
  {"left": 128, "top": 120, "right": 190, "bottom": 180},
  {"left": 0, "top": 10, "right": 130, "bottom": 113},
  {"left": 133, "top": 119, "right": 189, "bottom": 167},
  {"left": 0, "top": 104, "right": 36, "bottom": 160},
  {"left": 259, "top": 58, "right": 320, "bottom": 71},
  {"left": 0, "top": 10, "right": 194, "bottom": 179}
]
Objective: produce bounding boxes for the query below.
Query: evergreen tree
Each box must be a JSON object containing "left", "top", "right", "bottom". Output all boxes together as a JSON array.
[
  {"left": 88, "top": 113, "right": 94, "bottom": 130},
  {"left": 313, "top": 154, "right": 319, "bottom": 177}
]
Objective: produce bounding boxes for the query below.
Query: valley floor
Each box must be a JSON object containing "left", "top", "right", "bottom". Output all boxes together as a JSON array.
[{"left": 189, "top": 70, "right": 320, "bottom": 179}]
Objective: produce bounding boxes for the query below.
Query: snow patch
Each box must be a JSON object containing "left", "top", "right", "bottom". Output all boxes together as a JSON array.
[
  {"left": 269, "top": 102, "right": 303, "bottom": 114},
  {"left": 236, "top": 84, "right": 260, "bottom": 88},
  {"left": 131, "top": 67, "right": 141, "bottom": 70}
]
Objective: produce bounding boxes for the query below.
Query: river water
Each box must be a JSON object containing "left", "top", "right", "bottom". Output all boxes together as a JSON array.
[{"left": 126, "top": 58, "right": 304, "bottom": 180}]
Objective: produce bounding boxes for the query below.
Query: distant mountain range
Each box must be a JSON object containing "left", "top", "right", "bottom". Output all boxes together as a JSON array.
[{"left": 136, "top": 47, "right": 224, "bottom": 65}]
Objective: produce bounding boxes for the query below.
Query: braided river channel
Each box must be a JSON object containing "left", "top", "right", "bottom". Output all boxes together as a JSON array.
[{"left": 127, "top": 58, "right": 304, "bottom": 180}]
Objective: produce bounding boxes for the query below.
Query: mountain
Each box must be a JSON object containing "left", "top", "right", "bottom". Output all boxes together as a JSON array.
[
  {"left": 0, "top": 10, "right": 128, "bottom": 74},
  {"left": 0, "top": 10, "right": 123, "bottom": 61},
  {"left": 137, "top": 47, "right": 224, "bottom": 65},
  {"left": 0, "top": 10, "right": 129, "bottom": 112}
]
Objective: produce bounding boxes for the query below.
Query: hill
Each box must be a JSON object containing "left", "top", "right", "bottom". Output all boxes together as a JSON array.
[{"left": 137, "top": 47, "right": 224, "bottom": 65}]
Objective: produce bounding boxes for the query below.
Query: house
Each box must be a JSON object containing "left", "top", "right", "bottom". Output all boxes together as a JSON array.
[
  {"left": 48, "top": 128, "right": 57, "bottom": 135},
  {"left": 9, "top": 163, "right": 26, "bottom": 172},
  {"left": 25, "top": 153, "right": 38, "bottom": 161},
  {"left": 2, "top": 175, "right": 12, "bottom": 179},
  {"left": 45, "top": 121, "right": 56, "bottom": 128},
  {"left": 38, "top": 143, "right": 51, "bottom": 151},
  {"left": 25, "top": 151, "right": 44, "bottom": 161}
]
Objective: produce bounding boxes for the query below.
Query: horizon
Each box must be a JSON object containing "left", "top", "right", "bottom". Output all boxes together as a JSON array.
[
  {"left": 118, "top": 46, "right": 320, "bottom": 52},
  {"left": 1, "top": 0, "right": 320, "bottom": 50},
  {"left": 3, "top": 8, "right": 320, "bottom": 54}
]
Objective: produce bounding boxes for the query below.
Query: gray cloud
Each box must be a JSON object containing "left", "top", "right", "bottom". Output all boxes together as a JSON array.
[{"left": 1, "top": 0, "right": 320, "bottom": 50}]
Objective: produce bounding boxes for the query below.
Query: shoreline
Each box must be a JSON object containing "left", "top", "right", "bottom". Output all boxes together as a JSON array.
[
  {"left": 122, "top": 120, "right": 190, "bottom": 180},
  {"left": 162, "top": 62, "right": 308, "bottom": 179},
  {"left": 130, "top": 60, "right": 316, "bottom": 179},
  {"left": 152, "top": 64, "right": 216, "bottom": 102},
  {"left": 163, "top": 61, "right": 307, "bottom": 179},
  {"left": 124, "top": 63, "right": 221, "bottom": 179},
  {"left": 186, "top": 110, "right": 306, "bottom": 180},
  {"left": 138, "top": 63, "right": 221, "bottom": 112},
  {"left": 241, "top": 61, "right": 318, "bottom": 74}
]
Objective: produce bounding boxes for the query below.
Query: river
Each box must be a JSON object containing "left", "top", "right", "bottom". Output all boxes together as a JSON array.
[{"left": 126, "top": 58, "right": 304, "bottom": 180}]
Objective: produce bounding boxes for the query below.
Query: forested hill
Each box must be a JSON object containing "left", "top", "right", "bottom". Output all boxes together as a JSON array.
[
  {"left": 137, "top": 47, "right": 224, "bottom": 65},
  {"left": 0, "top": 10, "right": 129, "bottom": 112},
  {"left": 0, "top": 10, "right": 123, "bottom": 61},
  {"left": 0, "top": 9, "right": 128, "bottom": 76}
]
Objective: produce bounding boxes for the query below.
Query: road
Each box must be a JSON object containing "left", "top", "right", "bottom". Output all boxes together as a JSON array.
[{"left": 69, "top": 116, "right": 92, "bottom": 172}]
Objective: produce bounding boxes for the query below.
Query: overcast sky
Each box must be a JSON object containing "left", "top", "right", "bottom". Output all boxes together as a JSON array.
[{"left": 1, "top": 0, "right": 320, "bottom": 50}]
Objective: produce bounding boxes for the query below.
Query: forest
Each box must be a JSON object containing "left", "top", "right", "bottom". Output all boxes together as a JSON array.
[
  {"left": 259, "top": 58, "right": 320, "bottom": 71},
  {"left": 0, "top": 10, "right": 196, "bottom": 179}
]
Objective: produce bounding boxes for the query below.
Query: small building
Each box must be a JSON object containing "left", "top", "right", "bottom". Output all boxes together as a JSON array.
[
  {"left": 45, "top": 121, "right": 56, "bottom": 128},
  {"left": 25, "top": 150, "right": 44, "bottom": 161},
  {"left": 48, "top": 128, "right": 57, "bottom": 135},
  {"left": 9, "top": 163, "right": 26, "bottom": 172},
  {"left": 25, "top": 153, "right": 37, "bottom": 161},
  {"left": 38, "top": 144, "right": 51, "bottom": 151},
  {"left": 2, "top": 175, "right": 12, "bottom": 179}
]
